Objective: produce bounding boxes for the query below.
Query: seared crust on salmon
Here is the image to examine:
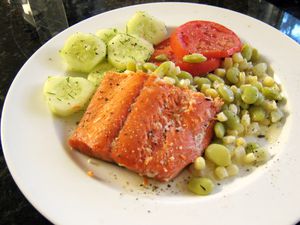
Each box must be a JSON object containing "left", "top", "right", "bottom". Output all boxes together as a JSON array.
[
  {"left": 69, "top": 71, "right": 148, "bottom": 161},
  {"left": 111, "top": 76, "right": 222, "bottom": 181},
  {"left": 69, "top": 72, "right": 222, "bottom": 181}
]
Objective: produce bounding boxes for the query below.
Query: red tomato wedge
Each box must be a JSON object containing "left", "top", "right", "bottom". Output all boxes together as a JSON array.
[
  {"left": 170, "top": 21, "right": 242, "bottom": 58},
  {"left": 150, "top": 38, "right": 221, "bottom": 76}
]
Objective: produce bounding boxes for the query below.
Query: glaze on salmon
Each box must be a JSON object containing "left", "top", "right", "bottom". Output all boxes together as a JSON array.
[
  {"left": 111, "top": 76, "right": 222, "bottom": 181},
  {"left": 69, "top": 71, "right": 148, "bottom": 161},
  {"left": 69, "top": 72, "right": 222, "bottom": 181}
]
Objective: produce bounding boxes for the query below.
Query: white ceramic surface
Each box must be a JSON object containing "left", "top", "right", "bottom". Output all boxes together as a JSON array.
[{"left": 2, "top": 3, "right": 300, "bottom": 225}]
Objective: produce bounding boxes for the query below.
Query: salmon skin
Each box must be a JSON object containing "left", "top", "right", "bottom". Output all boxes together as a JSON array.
[{"left": 69, "top": 72, "right": 222, "bottom": 181}]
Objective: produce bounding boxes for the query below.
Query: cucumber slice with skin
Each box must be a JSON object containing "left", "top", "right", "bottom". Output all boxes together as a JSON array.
[
  {"left": 126, "top": 11, "right": 167, "bottom": 45},
  {"left": 60, "top": 32, "right": 106, "bottom": 73},
  {"left": 107, "top": 33, "right": 154, "bottom": 70},
  {"left": 87, "top": 61, "right": 117, "bottom": 86},
  {"left": 43, "top": 76, "right": 95, "bottom": 117},
  {"left": 96, "top": 28, "right": 119, "bottom": 44}
]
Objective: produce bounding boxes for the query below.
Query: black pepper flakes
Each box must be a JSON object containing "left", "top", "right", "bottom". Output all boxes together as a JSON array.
[{"left": 152, "top": 185, "right": 158, "bottom": 191}]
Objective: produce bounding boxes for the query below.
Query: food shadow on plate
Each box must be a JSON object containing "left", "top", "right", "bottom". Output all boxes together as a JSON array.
[
  {"left": 49, "top": 109, "right": 281, "bottom": 198},
  {"left": 50, "top": 111, "right": 198, "bottom": 197}
]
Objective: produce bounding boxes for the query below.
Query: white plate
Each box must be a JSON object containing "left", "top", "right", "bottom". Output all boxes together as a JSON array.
[{"left": 2, "top": 3, "right": 300, "bottom": 225}]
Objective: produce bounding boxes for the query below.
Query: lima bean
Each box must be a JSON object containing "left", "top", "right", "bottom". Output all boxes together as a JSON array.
[
  {"left": 177, "top": 71, "right": 193, "bottom": 82},
  {"left": 223, "top": 57, "right": 233, "bottom": 69},
  {"left": 223, "top": 109, "right": 241, "bottom": 130},
  {"left": 183, "top": 53, "right": 207, "bottom": 63},
  {"left": 262, "top": 87, "right": 282, "bottom": 100},
  {"left": 155, "top": 54, "right": 168, "bottom": 61},
  {"left": 251, "top": 48, "right": 260, "bottom": 62},
  {"left": 249, "top": 106, "right": 266, "bottom": 122},
  {"left": 205, "top": 144, "right": 231, "bottom": 166},
  {"left": 252, "top": 63, "right": 267, "bottom": 77},
  {"left": 188, "top": 177, "right": 214, "bottom": 195},
  {"left": 226, "top": 67, "right": 239, "bottom": 84},
  {"left": 241, "top": 85, "right": 259, "bottom": 104},
  {"left": 194, "top": 77, "right": 211, "bottom": 89},
  {"left": 214, "top": 122, "right": 225, "bottom": 138},
  {"left": 217, "top": 84, "right": 234, "bottom": 102},
  {"left": 208, "top": 73, "right": 225, "bottom": 84},
  {"left": 241, "top": 44, "right": 253, "bottom": 61}
]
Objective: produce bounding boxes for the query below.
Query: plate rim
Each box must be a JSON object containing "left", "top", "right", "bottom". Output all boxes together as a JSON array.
[{"left": 2, "top": 2, "right": 300, "bottom": 225}]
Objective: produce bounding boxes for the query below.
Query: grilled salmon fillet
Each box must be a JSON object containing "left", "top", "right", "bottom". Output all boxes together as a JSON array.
[
  {"left": 69, "top": 71, "right": 148, "bottom": 161},
  {"left": 69, "top": 72, "right": 222, "bottom": 181},
  {"left": 111, "top": 76, "right": 222, "bottom": 181}
]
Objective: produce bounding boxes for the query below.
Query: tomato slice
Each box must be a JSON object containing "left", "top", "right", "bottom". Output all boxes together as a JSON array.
[
  {"left": 170, "top": 21, "right": 242, "bottom": 58},
  {"left": 150, "top": 38, "right": 221, "bottom": 76}
]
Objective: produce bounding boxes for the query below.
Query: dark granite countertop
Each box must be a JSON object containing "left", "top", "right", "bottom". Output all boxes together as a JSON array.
[{"left": 0, "top": 0, "right": 299, "bottom": 224}]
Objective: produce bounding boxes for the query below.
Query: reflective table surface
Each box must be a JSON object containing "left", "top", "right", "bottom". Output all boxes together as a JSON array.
[{"left": 0, "top": 0, "right": 299, "bottom": 224}]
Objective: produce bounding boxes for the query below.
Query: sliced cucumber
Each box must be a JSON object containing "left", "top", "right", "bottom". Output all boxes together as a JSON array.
[
  {"left": 60, "top": 32, "right": 106, "bottom": 73},
  {"left": 43, "top": 76, "right": 95, "bottom": 117},
  {"left": 96, "top": 28, "right": 119, "bottom": 44},
  {"left": 126, "top": 11, "right": 167, "bottom": 45},
  {"left": 107, "top": 33, "right": 154, "bottom": 70},
  {"left": 87, "top": 61, "right": 117, "bottom": 86}
]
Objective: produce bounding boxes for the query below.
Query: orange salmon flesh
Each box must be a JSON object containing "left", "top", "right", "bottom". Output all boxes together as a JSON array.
[{"left": 69, "top": 71, "right": 222, "bottom": 182}]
